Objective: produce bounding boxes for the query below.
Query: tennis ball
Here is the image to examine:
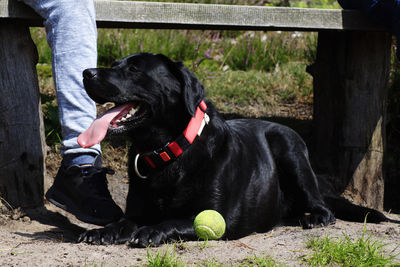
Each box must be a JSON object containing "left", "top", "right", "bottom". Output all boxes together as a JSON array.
[{"left": 193, "top": 210, "right": 226, "bottom": 240}]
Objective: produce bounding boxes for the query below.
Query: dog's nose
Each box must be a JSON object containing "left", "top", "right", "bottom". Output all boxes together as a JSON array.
[{"left": 83, "top": 68, "right": 97, "bottom": 79}]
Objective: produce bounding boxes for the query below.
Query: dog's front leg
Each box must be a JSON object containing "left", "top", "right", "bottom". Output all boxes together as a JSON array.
[
  {"left": 78, "top": 217, "right": 138, "bottom": 245},
  {"left": 129, "top": 219, "right": 196, "bottom": 247}
]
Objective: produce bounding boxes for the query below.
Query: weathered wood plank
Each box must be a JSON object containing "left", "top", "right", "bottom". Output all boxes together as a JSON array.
[
  {"left": 0, "top": 21, "right": 45, "bottom": 208},
  {"left": 311, "top": 31, "right": 392, "bottom": 210},
  {"left": 0, "top": 0, "right": 383, "bottom": 31}
]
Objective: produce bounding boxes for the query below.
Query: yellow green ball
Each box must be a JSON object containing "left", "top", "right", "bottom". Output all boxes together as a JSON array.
[{"left": 193, "top": 210, "right": 226, "bottom": 240}]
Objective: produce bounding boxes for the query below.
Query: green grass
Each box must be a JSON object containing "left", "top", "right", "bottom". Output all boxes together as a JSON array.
[
  {"left": 145, "top": 245, "right": 282, "bottom": 267},
  {"left": 127, "top": 0, "right": 340, "bottom": 8},
  {"left": 146, "top": 247, "right": 186, "bottom": 267},
  {"left": 237, "top": 255, "right": 282, "bottom": 267},
  {"left": 97, "top": 28, "right": 211, "bottom": 67},
  {"left": 197, "top": 60, "right": 313, "bottom": 115},
  {"left": 97, "top": 29, "right": 317, "bottom": 73},
  {"left": 301, "top": 226, "right": 400, "bottom": 266},
  {"left": 31, "top": 25, "right": 317, "bottom": 145},
  {"left": 66, "top": 230, "right": 400, "bottom": 266},
  {"left": 37, "top": 64, "right": 62, "bottom": 146},
  {"left": 289, "top": 0, "right": 340, "bottom": 9},
  {"left": 141, "top": 229, "right": 400, "bottom": 267},
  {"left": 199, "top": 255, "right": 281, "bottom": 267}
]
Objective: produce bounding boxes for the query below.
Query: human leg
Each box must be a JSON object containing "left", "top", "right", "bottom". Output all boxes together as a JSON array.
[
  {"left": 22, "top": 0, "right": 100, "bottom": 157},
  {"left": 21, "top": 0, "right": 123, "bottom": 225}
]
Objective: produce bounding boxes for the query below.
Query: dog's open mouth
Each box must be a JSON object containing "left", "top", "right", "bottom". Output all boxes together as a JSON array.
[
  {"left": 108, "top": 102, "right": 143, "bottom": 127},
  {"left": 78, "top": 101, "right": 146, "bottom": 148}
]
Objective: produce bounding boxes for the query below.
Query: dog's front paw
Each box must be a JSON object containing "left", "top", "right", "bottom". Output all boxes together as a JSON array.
[
  {"left": 300, "top": 206, "right": 336, "bottom": 229},
  {"left": 78, "top": 218, "right": 137, "bottom": 245},
  {"left": 129, "top": 226, "right": 168, "bottom": 247},
  {"left": 78, "top": 227, "right": 119, "bottom": 245}
]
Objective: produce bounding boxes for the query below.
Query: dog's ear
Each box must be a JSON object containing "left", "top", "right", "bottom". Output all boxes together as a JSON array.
[
  {"left": 175, "top": 62, "right": 206, "bottom": 117},
  {"left": 156, "top": 54, "right": 205, "bottom": 117}
]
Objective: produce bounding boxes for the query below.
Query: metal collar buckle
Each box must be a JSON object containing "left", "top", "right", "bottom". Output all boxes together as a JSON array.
[{"left": 134, "top": 153, "right": 147, "bottom": 179}]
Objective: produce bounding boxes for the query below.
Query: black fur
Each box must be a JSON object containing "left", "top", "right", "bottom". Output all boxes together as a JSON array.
[{"left": 78, "top": 53, "right": 392, "bottom": 247}]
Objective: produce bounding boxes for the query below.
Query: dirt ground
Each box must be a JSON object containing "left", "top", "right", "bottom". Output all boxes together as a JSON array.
[{"left": 0, "top": 167, "right": 399, "bottom": 266}]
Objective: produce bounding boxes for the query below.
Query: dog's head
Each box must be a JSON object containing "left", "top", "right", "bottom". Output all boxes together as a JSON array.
[{"left": 81, "top": 53, "right": 206, "bottom": 148}]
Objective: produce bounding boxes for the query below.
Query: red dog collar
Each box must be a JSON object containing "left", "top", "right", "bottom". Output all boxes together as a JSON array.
[{"left": 134, "top": 100, "right": 209, "bottom": 178}]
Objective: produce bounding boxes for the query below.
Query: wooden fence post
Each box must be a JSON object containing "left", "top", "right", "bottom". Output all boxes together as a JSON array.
[
  {"left": 311, "top": 30, "right": 392, "bottom": 210},
  {"left": 0, "top": 21, "right": 45, "bottom": 208}
]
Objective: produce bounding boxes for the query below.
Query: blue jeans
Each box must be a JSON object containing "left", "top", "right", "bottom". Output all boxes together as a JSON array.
[{"left": 21, "top": 0, "right": 101, "bottom": 157}]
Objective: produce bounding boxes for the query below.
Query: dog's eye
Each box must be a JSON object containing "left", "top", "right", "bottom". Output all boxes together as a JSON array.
[
  {"left": 129, "top": 66, "right": 139, "bottom": 72},
  {"left": 111, "top": 61, "right": 121, "bottom": 68}
]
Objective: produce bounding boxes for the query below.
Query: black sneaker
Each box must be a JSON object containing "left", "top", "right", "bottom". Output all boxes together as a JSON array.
[{"left": 45, "top": 156, "right": 123, "bottom": 226}]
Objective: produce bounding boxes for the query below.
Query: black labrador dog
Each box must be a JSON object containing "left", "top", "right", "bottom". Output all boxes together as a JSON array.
[{"left": 77, "top": 53, "right": 388, "bottom": 247}]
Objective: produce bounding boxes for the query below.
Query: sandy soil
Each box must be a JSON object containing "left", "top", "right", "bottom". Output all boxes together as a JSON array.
[{"left": 0, "top": 170, "right": 399, "bottom": 267}]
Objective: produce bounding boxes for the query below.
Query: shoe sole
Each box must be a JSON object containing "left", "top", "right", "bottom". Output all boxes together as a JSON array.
[{"left": 45, "top": 186, "right": 113, "bottom": 226}]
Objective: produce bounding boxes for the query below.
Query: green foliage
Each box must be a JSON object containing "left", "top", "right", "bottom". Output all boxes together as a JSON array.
[
  {"left": 36, "top": 64, "right": 62, "bottom": 146},
  {"left": 32, "top": 22, "right": 318, "bottom": 138},
  {"left": 200, "top": 254, "right": 282, "bottom": 267},
  {"left": 30, "top": 28, "right": 51, "bottom": 64},
  {"left": 237, "top": 255, "right": 282, "bottom": 267},
  {"left": 128, "top": 0, "right": 339, "bottom": 7},
  {"left": 145, "top": 247, "right": 185, "bottom": 267},
  {"left": 145, "top": 245, "right": 282, "bottom": 267},
  {"left": 97, "top": 29, "right": 214, "bottom": 66},
  {"left": 96, "top": 28, "right": 317, "bottom": 73},
  {"left": 221, "top": 31, "right": 314, "bottom": 72},
  {"left": 128, "top": 0, "right": 268, "bottom": 4},
  {"left": 41, "top": 94, "right": 62, "bottom": 145},
  {"left": 301, "top": 225, "right": 400, "bottom": 266},
  {"left": 201, "top": 69, "right": 269, "bottom": 106},
  {"left": 289, "top": 0, "right": 340, "bottom": 9},
  {"left": 197, "top": 59, "right": 313, "bottom": 115}
]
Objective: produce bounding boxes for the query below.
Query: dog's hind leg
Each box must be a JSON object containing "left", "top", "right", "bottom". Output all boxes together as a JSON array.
[
  {"left": 279, "top": 150, "right": 335, "bottom": 228},
  {"left": 267, "top": 126, "right": 336, "bottom": 228}
]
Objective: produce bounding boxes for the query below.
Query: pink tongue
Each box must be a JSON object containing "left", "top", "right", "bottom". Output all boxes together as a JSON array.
[{"left": 78, "top": 103, "right": 135, "bottom": 148}]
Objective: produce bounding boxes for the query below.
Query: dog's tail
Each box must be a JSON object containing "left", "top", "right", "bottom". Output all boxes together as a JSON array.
[{"left": 323, "top": 195, "right": 400, "bottom": 224}]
